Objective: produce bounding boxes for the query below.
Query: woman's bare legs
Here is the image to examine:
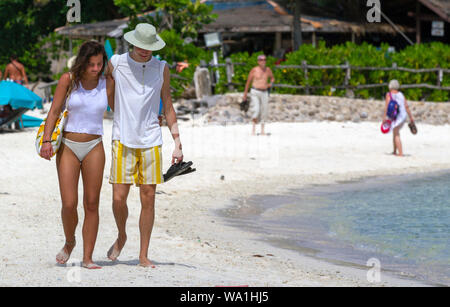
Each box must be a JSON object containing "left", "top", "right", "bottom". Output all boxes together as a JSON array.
[
  {"left": 80, "top": 141, "right": 105, "bottom": 268},
  {"left": 108, "top": 184, "right": 131, "bottom": 261},
  {"left": 55, "top": 143, "right": 81, "bottom": 264},
  {"left": 393, "top": 126, "right": 403, "bottom": 156}
]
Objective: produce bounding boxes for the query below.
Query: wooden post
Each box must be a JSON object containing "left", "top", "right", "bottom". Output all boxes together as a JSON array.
[
  {"left": 115, "top": 38, "right": 121, "bottom": 54},
  {"left": 210, "top": 68, "right": 215, "bottom": 87},
  {"left": 344, "top": 61, "right": 351, "bottom": 96},
  {"left": 274, "top": 32, "right": 282, "bottom": 52},
  {"left": 416, "top": 0, "right": 421, "bottom": 44},
  {"left": 392, "top": 62, "right": 397, "bottom": 92},
  {"left": 225, "top": 57, "right": 234, "bottom": 92},
  {"left": 302, "top": 60, "right": 309, "bottom": 95},
  {"left": 293, "top": 0, "right": 302, "bottom": 51},
  {"left": 208, "top": 61, "right": 216, "bottom": 94},
  {"left": 312, "top": 32, "right": 317, "bottom": 48},
  {"left": 122, "top": 37, "right": 129, "bottom": 53},
  {"left": 44, "top": 87, "right": 51, "bottom": 103},
  {"left": 437, "top": 65, "right": 443, "bottom": 87}
]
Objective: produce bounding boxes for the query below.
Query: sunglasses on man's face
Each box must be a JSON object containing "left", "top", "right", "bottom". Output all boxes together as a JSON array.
[{"left": 258, "top": 58, "right": 266, "bottom": 61}]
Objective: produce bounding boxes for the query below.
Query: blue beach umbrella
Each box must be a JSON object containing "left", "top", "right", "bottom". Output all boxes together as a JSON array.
[
  {"left": 104, "top": 39, "right": 114, "bottom": 60},
  {"left": 105, "top": 40, "right": 114, "bottom": 112},
  {"left": 20, "top": 114, "right": 43, "bottom": 128},
  {"left": 0, "top": 80, "right": 43, "bottom": 110}
]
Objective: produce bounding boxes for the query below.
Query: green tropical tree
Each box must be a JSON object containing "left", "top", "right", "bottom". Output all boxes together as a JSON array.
[
  {"left": 0, "top": 0, "right": 122, "bottom": 80},
  {"left": 113, "top": 0, "right": 217, "bottom": 38}
]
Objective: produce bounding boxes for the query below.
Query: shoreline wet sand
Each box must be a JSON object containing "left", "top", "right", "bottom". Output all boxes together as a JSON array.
[{"left": 217, "top": 170, "right": 450, "bottom": 287}]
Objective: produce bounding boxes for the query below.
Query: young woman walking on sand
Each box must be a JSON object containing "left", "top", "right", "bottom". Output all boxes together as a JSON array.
[{"left": 40, "top": 41, "right": 112, "bottom": 269}]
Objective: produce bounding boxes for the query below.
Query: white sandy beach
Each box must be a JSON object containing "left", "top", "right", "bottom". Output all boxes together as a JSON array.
[{"left": 0, "top": 111, "right": 449, "bottom": 287}]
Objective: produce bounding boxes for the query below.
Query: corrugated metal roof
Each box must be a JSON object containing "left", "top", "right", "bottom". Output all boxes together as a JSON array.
[
  {"left": 200, "top": 2, "right": 414, "bottom": 34},
  {"left": 420, "top": 0, "right": 450, "bottom": 22},
  {"left": 55, "top": 10, "right": 157, "bottom": 38},
  {"left": 55, "top": 19, "right": 127, "bottom": 38},
  {"left": 55, "top": 0, "right": 437, "bottom": 38}
]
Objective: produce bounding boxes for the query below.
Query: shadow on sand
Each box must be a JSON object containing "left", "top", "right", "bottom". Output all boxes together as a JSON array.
[{"left": 55, "top": 259, "right": 196, "bottom": 269}]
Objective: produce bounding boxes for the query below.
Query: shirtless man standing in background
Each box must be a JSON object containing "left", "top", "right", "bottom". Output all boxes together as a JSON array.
[
  {"left": 3, "top": 55, "right": 29, "bottom": 87},
  {"left": 243, "top": 54, "right": 275, "bottom": 135}
]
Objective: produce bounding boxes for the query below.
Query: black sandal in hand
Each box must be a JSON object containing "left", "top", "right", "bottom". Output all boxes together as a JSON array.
[
  {"left": 163, "top": 161, "right": 196, "bottom": 182},
  {"left": 408, "top": 121, "right": 417, "bottom": 134}
]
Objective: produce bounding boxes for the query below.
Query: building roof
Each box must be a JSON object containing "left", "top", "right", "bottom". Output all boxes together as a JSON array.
[
  {"left": 56, "top": 0, "right": 439, "bottom": 39},
  {"left": 420, "top": 0, "right": 450, "bottom": 22},
  {"left": 199, "top": 2, "right": 414, "bottom": 35},
  {"left": 55, "top": 19, "right": 127, "bottom": 39},
  {"left": 54, "top": 10, "right": 156, "bottom": 39}
]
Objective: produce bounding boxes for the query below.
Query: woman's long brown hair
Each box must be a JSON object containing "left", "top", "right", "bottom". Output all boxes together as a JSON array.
[{"left": 70, "top": 41, "right": 107, "bottom": 89}]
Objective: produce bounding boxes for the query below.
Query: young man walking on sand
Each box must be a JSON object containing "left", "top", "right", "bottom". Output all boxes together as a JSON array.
[
  {"left": 243, "top": 54, "right": 275, "bottom": 135},
  {"left": 106, "top": 23, "right": 183, "bottom": 267}
]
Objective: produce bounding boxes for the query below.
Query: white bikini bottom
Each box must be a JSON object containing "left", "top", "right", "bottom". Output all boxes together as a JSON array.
[{"left": 62, "top": 137, "right": 102, "bottom": 162}]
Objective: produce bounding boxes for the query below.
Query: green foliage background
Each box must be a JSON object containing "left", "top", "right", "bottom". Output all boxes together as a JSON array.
[
  {"left": 113, "top": 0, "right": 216, "bottom": 38},
  {"left": 1, "top": 1, "right": 447, "bottom": 102},
  {"left": 206, "top": 42, "right": 449, "bottom": 102},
  {"left": 0, "top": 0, "right": 121, "bottom": 80},
  {"left": 155, "top": 29, "right": 213, "bottom": 97},
  {"left": 153, "top": 40, "right": 449, "bottom": 102}
]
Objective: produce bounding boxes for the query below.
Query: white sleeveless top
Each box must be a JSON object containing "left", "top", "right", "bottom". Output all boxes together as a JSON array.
[
  {"left": 64, "top": 77, "right": 107, "bottom": 135},
  {"left": 390, "top": 91, "right": 407, "bottom": 128},
  {"left": 110, "top": 53, "right": 166, "bottom": 148}
]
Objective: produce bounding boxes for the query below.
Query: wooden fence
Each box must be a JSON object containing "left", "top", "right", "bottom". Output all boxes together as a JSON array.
[
  {"left": 201, "top": 59, "right": 450, "bottom": 94},
  {"left": 36, "top": 61, "right": 450, "bottom": 102}
]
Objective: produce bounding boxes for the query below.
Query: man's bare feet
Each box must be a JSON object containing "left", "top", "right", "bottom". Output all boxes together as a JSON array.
[
  {"left": 56, "top": 240, "right": 76, "bottom": 265},
  {"left": 139, "top": 258, "right": 156, "bottom": 268},
  {"left": 107, "top": 235, "right": 127, "bottom": 261}
]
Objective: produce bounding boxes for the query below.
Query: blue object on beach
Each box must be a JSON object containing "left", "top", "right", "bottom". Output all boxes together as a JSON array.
[
  {"left": 20, "top": 114, "right": 43, "bottom": 128},
  {"left": 0, "top": 80, "right": 43, "bottom": 110},
  {"left": 104, "top": 40, "right": 114, "bottom": 60},
  {"left": 387, "top": 92, "right": 399, "bottom": 120},
  {"left": 105, "top": 40, "right": 114, "bottom": 112}
]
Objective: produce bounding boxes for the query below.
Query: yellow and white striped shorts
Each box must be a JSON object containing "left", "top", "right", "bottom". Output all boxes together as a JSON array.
[{"left": 109, "top": 140, "right": 163, "bottom": 185}]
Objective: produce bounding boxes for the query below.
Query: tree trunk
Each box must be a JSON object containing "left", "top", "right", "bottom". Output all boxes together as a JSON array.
[{"left": 293, "top": 0, "right": 302, "bottom": 50}]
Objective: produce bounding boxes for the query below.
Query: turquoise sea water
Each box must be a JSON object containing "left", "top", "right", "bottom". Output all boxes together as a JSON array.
[{"left": 219, "top": 171, "right": 450, "bottom": 286}]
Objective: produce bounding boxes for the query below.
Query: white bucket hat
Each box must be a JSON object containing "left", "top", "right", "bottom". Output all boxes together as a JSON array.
[{"left": 124, "top": 23, "right": 166, "bottom": 51}]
